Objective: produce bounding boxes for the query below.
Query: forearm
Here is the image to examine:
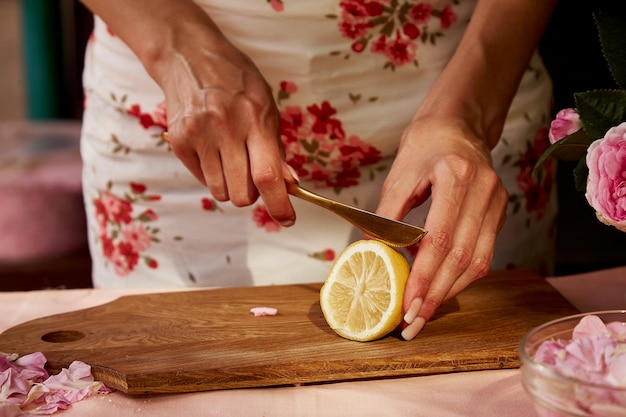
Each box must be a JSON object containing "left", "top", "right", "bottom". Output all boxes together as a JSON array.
[
  {"left": 416, "top": 0, "right": 557, "bottom": 148},
  {"left": 79, "top": 0, "right": 229, "bottom": 85},
  {"left": 80, "top": 0, "right": 295, "bottom": 223}
]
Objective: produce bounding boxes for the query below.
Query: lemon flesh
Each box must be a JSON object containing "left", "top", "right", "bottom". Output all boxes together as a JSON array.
[{"left": 320, "top": 240, "right": 410, "bottom": 342}]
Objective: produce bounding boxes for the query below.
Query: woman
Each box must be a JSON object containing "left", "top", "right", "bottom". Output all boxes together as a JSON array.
[{"left": 78, "top": 0, "right": 558, "bottom": 340}]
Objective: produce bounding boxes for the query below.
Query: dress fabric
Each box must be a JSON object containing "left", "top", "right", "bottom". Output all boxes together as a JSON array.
[{"left": 81, "top": 0, "right": 558, "bottom": 289}]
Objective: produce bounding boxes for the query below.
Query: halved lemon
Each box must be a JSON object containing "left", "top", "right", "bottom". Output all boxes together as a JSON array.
[{"left": 320, "top": 239, "right": 410, "bottom": 342}]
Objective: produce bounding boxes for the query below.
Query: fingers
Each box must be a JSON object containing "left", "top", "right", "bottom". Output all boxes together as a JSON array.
[
  {"left": 376, "top": 140, "right": 432, "bottom": 222},
  {"left": 159, "top": 37, "right": 296, "bottom": 226},
  {"left": 167, "top": 117, "right": 234, "bottom": 201},
  {"left": 247, "top": 130, "right": 296, "bottom": 226},
  {"left": 441, "top": 183, "right": 506, "bottom": 302},
  {"left": 166, "top": 108, "right": 296, "bottom": 226},
  {"left": 399, "top": 156, "right": 508, "bottom": 341},
  {"left": 213, "top": 137, "right": 258, "bottom": 206}
]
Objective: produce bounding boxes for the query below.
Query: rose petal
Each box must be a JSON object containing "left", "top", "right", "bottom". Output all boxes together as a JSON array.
[
  {"left": 250, "top": 307, "right": 278, "bottom": 317},
  {"left": 0, "top": 353, "right": 109, "bottom": 415},
  {"left": 534, "top": 340, "right": 566, "bottom": 365},
  {"left": 44, "top": 361, "right": 107, "bottom": 402},
  {"left": 0, "top": 402, "right": 22, "bottom": 417},
  {"left": 608, "top": 321, "right": 626, "bottom": 341},
  {"left": 573, "top": 315, "right": 610, "bottom": 339}
]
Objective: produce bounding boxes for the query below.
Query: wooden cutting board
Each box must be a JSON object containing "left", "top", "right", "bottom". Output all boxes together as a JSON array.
[{"left": 0, "top": 270, "right": 577, "bottom": 394}]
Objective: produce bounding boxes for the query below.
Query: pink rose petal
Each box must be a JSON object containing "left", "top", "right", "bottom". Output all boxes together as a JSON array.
[
  {"left": 534, "top": 315, "right": 626, "bottom": 410},
  {"left": 43, "top": 361, "right": 107, "bottom": 402},
  {"left": 532, "top": 315, "right": 626, "bottom": 416},
  {"left": 573, "top": 315, "right": 611, "bottom": 339},
  {"left": 607, "top": 321, "right": 626, "bottom": 341},
  {"left": 250, "top": 307, "right": 278, "bottom": 317},
  {"left": 0, "top": 352, "right": 109, "bottom": 415},
  {"left": 0, "top": 402, "right": 22, "bottom": 417}
]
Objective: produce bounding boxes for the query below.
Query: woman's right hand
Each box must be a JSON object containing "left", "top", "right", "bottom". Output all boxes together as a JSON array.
[
  {"left": 81, "top": 0, "right": 297, "bottom": 226},
  {"left": 157, "top": 22, "right": 297, "bottom": 227}
]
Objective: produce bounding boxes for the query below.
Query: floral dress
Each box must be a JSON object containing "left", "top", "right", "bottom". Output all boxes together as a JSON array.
[{"left": 81, "top": 0, "right": 557, "bottom": 289}]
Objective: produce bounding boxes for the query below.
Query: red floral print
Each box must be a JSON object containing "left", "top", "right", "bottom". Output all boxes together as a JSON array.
[
  {"left": 277, "top": 81, "right": 298, "bottom": 105},
  {"left": 267, "top": 0, "right": 284, "bottom": 12},
  {"left": 280, "top": 81, "right": 298, "bottom": 94},
  {"left": 308, "top": 248, "right": 336, "bottom": 261},
  {"left": 111, "top": 94, "right": 169, "bottom": 147},
  {"left": 377, "top": 31, "right": 418, "bottom": 66},
  {"left": 252, "top": 205, "right": 281, "bottom": 232},
  {"left": 308, "top": 102, "right": 345, "bottom": 138},
  {"left": 331, "top": 0, "right": 460, "bottom": 70},
  {"left": 92, "top": 182, "right": 161, "bottom": 277},
  {"left": 201, "top": 197, "right": 222, "bottom": 212},
  {"left": 439, "top": 5, "right": 457, "bottom": 29},
  {"left": 130, "top": 182, "right": 146, "bottom": 193},
  {"left": 126, "top": 101, "right": 169, "bottom": 144},
  {"left": 122, "top": 223, "right": 153, "bottom": 252},
  {"left": 277, "top": 82, "right": 382, "bottom": 189},
  {"left": 509, "top": 127, "right": 556, "bottom": 222},
  {"left": 409, "top": 3, "right": 433, "bottom": 24}
]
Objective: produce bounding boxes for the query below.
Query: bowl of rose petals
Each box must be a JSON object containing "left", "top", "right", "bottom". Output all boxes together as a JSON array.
[{"left": 520, "top": 310, "right": 626, "bottom": 417}]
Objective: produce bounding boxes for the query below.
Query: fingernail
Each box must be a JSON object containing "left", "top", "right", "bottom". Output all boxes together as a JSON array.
[
  {"left": 401, "top": 317, "right": 425, "bottom": 341},
  {"left": 403, "top": 297, "right": 422, "bottom": 324},
  {"left": 286, "top": 165, "right": 300, "bottom": 184},
  {"left": 280, "top": 219, "right": 295, "bottom": 227}
]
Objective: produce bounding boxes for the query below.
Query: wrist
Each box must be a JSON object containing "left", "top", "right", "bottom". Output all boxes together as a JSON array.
[
  {"left": 413, "top": 96, "right": 503, "bottom": 150},
  {"left": 138, "top": 15, "right": 227, "bottom": 86}
]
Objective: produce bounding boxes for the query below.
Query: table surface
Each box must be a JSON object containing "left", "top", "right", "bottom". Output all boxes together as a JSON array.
[{"left": 1, "top": 267, "right": 625, "bottom": 417}]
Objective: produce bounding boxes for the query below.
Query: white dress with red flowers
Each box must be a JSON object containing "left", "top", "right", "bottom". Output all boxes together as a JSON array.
[{"left": 81, "top": 0, "right": 557, "bottom": 289}]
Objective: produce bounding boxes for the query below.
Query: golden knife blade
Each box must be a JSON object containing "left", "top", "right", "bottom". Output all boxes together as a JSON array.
[{"left": 286, "top": 182, "right": 427, "bottom": 247}]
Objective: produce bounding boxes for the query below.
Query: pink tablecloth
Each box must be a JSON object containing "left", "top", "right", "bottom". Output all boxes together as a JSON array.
[{"left": 1, "top": 267, "right": 625, "bottom": 417}]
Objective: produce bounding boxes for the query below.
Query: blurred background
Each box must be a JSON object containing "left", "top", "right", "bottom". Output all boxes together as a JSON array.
[
  {"left": 0, "top": 0, "right": 92, "bottom": 289},
  {"left": 0, "top": 0, "right": 624, "bottom": 290}
]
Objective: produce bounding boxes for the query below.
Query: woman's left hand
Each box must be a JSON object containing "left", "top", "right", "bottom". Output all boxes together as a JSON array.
[{"left": 375, "top": 115, "right": 508, "bottom": 340}]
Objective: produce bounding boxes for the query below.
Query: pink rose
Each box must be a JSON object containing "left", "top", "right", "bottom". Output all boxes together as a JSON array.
[
  {"left": 585, "top": 122, "right": 626, "bottom": 232},
  {"left": 548, "top": 108, "right": 582, "bottom": 144}
]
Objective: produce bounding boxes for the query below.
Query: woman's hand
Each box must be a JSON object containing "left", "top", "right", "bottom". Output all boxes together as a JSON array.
[
  {"left": 80, "top": 0, "right": 297, "bottom": 226},
  {"left": 158, "top": 26, "right": 296, "bottom": 227},
  {"left": 376, "top": 116, "right": 508, "bottom": 340},
  {"left": 374, "top": 0, "right": 557, "bottom": 340}
]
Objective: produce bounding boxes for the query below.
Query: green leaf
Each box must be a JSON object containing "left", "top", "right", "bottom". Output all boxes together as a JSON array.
[
  {"left": 594, "top": 12, "right": 626, "bottom": 90},
  {"left": 551, "top": 129, "right": 594, "bottom": 159},
  {"left": 532, "top": 129, "right": 593, "bottom": 181},
  {"left": 573, "top": 155, "right": 589, "bottom": 193},
  {"left": 575, "top": 89, "right": 626, "bottom": 139}
]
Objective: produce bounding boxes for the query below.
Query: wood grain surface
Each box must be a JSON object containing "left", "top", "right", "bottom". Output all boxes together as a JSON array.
[{"left": 0, "top": 270, "right": 578, "bottom": 394}]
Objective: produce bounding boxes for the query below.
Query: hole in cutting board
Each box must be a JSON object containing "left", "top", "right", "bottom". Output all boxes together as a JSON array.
[{"left": 41, "top": 330, "right": 85, "bottom": 343}]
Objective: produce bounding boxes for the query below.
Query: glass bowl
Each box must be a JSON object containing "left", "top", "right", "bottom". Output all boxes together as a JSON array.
[{"left": 520, "top": 310, "right": 626, "bottom": 417}]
